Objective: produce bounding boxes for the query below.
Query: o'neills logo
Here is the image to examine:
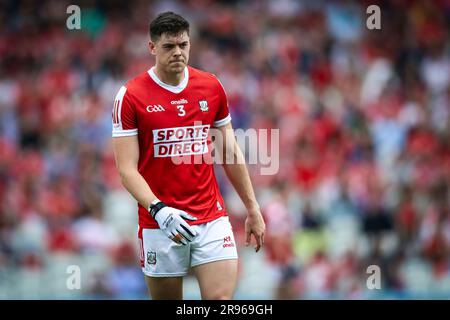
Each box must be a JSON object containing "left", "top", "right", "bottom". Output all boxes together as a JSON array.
[
  {"left": 171, "top": 99, "right": 188, "bottom": 105},
  {"left": 223, "top": 236, "right": 235, "bottom": 248},
  {"left": 153, "top": 125, "right": 210, "bottom": 157}
]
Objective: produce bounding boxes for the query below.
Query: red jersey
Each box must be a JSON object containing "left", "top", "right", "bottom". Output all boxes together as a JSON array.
[{"left": 112, "top": 66, "right": 231, "bottom": 229}]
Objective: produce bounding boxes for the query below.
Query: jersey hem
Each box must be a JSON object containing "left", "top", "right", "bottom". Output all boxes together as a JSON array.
[{"left": 139, "top": 211, "right": 228, "bottom": 229}]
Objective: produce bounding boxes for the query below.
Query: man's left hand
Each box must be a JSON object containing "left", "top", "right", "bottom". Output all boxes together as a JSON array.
[{"left": 245, "top": 208, "right": 265, "bottom": 252}]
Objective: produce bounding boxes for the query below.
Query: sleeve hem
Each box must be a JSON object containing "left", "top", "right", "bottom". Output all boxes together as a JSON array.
[
  {"left": 213, "top": 114, "right": 232, "bottom": 127},
  {"left": 112, "top": 129, "right": 138, "bottom": 137}
]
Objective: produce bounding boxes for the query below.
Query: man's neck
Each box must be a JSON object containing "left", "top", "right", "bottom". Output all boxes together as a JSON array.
[{"left": 154, "top": 65, "right": 185, "bottom": 86}]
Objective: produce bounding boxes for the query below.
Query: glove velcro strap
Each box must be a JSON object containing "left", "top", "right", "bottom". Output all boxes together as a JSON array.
[{"left": 149, "top": 201, "right": 167, "bottom": 218}]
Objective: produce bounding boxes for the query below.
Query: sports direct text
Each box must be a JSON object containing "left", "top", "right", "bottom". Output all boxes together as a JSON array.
[
  {"left": 154, "top": 122, "right": 279, "bottom": 175},
  {"left": 153, "top": 125, "right": 210, "bottom": 157}
]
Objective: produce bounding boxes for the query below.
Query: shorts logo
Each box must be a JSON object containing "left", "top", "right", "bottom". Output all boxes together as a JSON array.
[
  {"left": 223, "top": 236, "right": 235, "bottom": 248},
  {"left": 217, "top": 201, "right": 223, "bottom": 211},
  {"left": 147, "top": 251, "right": 157, "bottom": 265},
  {"left": 199, "top": 100, "right": 208, "bottom": 112}
]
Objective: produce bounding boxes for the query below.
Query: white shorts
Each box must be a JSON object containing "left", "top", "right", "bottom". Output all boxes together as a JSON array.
[{"left": 139, "top": 216, "right": 238, "bottom": 277}]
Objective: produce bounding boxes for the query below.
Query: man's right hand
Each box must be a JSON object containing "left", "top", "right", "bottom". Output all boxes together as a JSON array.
[{"left": 149, "top": 201, "right": 197, "bottom": 245}]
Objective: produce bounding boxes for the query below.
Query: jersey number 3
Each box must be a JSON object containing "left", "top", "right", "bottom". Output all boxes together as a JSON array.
[{"left": 177, "top": 105, "right": 186, "bottom": 117}]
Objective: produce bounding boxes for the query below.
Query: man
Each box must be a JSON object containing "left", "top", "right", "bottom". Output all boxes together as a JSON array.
[{"left": 112, "top": 11, "right": 265, "bottom": 300}]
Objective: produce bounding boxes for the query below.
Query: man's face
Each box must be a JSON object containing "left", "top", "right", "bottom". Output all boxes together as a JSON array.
[{"left": 150, "top": 31, "right": 190, "bottom": 74}]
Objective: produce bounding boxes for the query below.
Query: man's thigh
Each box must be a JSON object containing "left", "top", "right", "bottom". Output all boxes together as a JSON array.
[
  {"left": 193, "top": 259, "right": 238, "bottom": 300},
  {"left": 145, "top": 275, "right": 183, "bottom": 300},
  {"left": 190, "top": 217, "right": 239, "bottom": 299},
  {"left": 140, "top": 228, "right": 190, "bottom": 299}
]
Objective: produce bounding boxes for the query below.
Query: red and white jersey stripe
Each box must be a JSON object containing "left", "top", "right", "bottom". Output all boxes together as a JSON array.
[{"left": 112, "top": 86, "right": 138, "bottom": 137}]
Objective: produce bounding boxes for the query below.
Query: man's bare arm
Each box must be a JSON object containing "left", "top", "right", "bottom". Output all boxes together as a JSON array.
[
  {"left": 215, "top": 122, "right": 266, "bottom": 252},
  {"left": 112, "top": 135, "right": 157, "bottom": 209},
  {"left": 112, "top": 135, "right": 197, "bottom": 244}
]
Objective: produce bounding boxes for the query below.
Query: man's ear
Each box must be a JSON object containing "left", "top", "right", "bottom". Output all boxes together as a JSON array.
[{"left": 149, "top": 40, "right": 156, "bottom": 55}]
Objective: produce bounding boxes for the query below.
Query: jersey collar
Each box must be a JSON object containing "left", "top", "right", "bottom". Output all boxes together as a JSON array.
[{"left": 148, "top": 66, "right": 189, "bottom": 94}]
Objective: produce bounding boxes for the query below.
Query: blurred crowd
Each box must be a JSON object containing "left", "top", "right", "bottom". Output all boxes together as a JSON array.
[{"left": 0, "top": 0, "right": 449, "bottom": 299}]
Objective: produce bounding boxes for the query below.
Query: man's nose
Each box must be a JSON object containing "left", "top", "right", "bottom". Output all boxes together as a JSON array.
[{"left": 173, "top": 45, "right": 182, "bottom": 56}]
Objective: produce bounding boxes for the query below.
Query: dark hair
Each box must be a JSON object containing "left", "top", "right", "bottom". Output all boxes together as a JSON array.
[{"left": 149, "top": 12, "right": 190, "bottom": 41}]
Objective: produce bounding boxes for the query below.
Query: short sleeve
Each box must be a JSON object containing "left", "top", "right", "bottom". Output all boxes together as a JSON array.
[
  {"left": 213, "top": 77, "right": 232, "bottom": 127},
  {"left": 112, "top": 86, "right": 138, "bottom": 137}
]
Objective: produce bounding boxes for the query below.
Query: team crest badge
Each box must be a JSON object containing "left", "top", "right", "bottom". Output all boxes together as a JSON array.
[
  {"left": 147, "top": 251, "right": 157, "bottom": 265},
  {"left": 199, "top": 100, "right": 208, "bottom": 112}
]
